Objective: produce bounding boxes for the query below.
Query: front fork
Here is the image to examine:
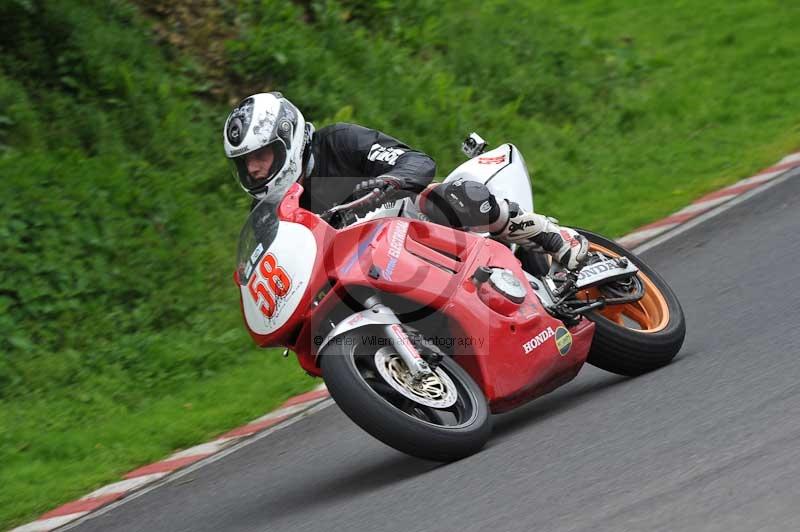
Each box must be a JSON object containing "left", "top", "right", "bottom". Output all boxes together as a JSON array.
[
  {"left": 384, "top": 323, "right": 434, "bottom": 379},
  {"left": 362, "top": 295, "right": 434, "bottom": 379},
  {"left": 316, "top": 295, "right": 437, "bottom": 379}
]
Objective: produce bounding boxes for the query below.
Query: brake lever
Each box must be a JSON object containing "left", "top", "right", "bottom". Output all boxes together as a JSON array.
[{"left": 320, "top": 189, "right": 383, "bottom": 225}]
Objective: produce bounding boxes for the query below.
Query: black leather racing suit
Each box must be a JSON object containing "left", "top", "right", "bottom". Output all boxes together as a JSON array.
[
  {"left": 299, "top": 123, "right": 436, "bottom": 213},
  {"left": 296, "top": 122, "right": 506, "bottom": 231}
]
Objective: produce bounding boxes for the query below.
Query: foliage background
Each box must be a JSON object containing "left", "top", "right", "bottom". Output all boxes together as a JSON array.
[{"left": 1, "top": 0, "right": 799, "bottom": 527}]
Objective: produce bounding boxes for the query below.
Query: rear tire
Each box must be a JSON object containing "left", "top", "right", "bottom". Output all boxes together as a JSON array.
[
  {"left": 577, "top": 229, "right": 686, "bottom": 376},
  {"left": 320, "top": 328, "right": 491, "bottom": 462}
]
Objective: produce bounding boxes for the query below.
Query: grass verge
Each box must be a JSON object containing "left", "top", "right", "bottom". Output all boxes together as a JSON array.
[{"left": 1, "top": 350, "right": 313, "bottom": 528}]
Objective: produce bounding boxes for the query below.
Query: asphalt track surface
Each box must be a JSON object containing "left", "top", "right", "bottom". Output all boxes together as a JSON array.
[{"left": 71, "top": 170, "right": 800, "bottom": 532}]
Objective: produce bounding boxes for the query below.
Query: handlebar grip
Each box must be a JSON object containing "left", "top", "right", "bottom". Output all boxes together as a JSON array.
[{"left": 320, "top": 188, "right": 383, "bottom": 222}]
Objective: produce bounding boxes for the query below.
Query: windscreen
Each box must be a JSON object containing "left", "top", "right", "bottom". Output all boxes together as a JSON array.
[{"left": 236, "top": 197, "right": 280, "bottom": 285}]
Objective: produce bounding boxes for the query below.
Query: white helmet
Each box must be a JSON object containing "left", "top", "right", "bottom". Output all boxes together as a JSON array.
[{"left": 223, "top": 92, "right": 310, "bottom": 200}]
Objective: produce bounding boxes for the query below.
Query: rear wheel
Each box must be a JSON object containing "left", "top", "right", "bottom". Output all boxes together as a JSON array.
[
  {"left": 577, "top": 229, "right": 686, "bottom": 376},
  {"left": 320, "top": 328, "right": 491, "bottom": 462}
]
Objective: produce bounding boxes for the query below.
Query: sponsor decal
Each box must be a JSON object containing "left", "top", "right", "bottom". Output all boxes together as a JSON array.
[
  {"left": 367, "top": 143, "right": 406, "bottom": 166},
  {"left": 522, "top": 326, "right": 555, "bottom": 354},
  {"left": 577, "top": 259, "right": 619, "bottom": 281},
  {"left": 508, "top": 219, "right": 536, "bottom": 235},
  {"left": 478, "top": 155, "right": 506, "bottom": 164},
  {"left": 383, "top": 220, "right": 410, "bottom": 281},
  {"left": 250, "top": 242, "right": 265, "bottom": 265},
  {"left": 522, "top": 325, "right": 572, "bottom": 355},
  {"left": 229, "top": 146, "right": 250, "bottom": 156},
  {"left": 346, "top": 313, "right": 364, "bottom": 326},
  {"left": 247, "top": 253, "right": 293, "bottom": 319},
  {"left": 390, "top": 324, "right": 421, "bottom": 359},
  {"left": 479, "top": 200, "right": 492, "bottom": 214},
  {"left": 555, "top": 326, "right": 572, "bottom": 356}
]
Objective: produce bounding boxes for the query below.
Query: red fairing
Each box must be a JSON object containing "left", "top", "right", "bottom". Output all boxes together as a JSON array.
[
  {"left": 237, "top": 184, "right": 333, "bottom": 355},
  {"left": 236, "top": 183, "right": 595, "bottom": 408}
]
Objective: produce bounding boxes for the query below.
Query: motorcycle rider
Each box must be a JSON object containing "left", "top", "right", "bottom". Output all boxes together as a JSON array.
[{"left": 223, "top": 92, "right": 588, "bottom": 270}]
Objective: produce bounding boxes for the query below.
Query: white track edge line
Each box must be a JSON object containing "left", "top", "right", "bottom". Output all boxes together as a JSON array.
[
  {"left": 632, "top": 168, "right": 798, "bottom": 255},
  {"left": 43, "top": 386, "right": 330, "bottom": 527},
  {"left": 11, "top": 512, "right": 90, "bottom": 532},
  {"left": 250, "top": 401, "right": 322, "bottom": 423},
  {"left": 617, "top": 223, "right": 680, "bottom": 245},
  {"left": 56, "top": 399, "right": 334, "bottom": 531},
  {"left": 80, "top": 473, "right": 169, "bottom": 500},
  {"left": 673, "top": 194, "right": 737, "bottom": 215}
]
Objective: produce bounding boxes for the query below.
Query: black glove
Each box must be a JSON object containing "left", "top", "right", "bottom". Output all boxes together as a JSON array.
[
  {"left": 351, "top": 176, "right": 404, "bottom": 216},
  {"left": 353, "top": 175, "right": 404, "bottom": 199}
]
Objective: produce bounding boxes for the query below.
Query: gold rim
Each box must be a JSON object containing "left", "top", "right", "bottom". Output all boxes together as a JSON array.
[{"left": 581, "top": 243, "right": 671, "bottom": 333}]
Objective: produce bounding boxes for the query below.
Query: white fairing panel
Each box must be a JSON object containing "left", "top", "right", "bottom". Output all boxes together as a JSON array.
[
  {"left": 240, "top": 222, "right": 317, "bottom": 335},
  {"left": 443, "top": 143, "right": 535, "bottom": 213}
]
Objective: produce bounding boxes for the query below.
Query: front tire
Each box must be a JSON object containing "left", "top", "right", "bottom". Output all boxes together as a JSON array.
[
  {"left": 577, "top": 229, "right": 686, "bottom": 376},
  {"left": 320, "top": 328, "right": 491, "bottom": 462}
]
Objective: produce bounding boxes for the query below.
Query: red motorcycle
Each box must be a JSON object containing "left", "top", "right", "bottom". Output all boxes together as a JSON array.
[{"left": 235, "top": 137, "right": 685, "bottom": 461}]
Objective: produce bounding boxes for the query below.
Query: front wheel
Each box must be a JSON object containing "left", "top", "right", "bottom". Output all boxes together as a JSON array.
[
  {"left": 320, "top": 328, "right": 491, "bottom": 462},
  {"left": 577, "top": 229, "right": 686, "bottom": 376}
]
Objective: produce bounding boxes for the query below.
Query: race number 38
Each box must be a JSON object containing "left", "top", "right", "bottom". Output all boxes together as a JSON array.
[{"left": 247, "top": 253, "right": 292, "bottom": 318}]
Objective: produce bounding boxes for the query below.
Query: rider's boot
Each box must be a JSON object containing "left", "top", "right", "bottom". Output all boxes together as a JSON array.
[{"left": 491, "top": 201, "right": 589, "bottom": 271}]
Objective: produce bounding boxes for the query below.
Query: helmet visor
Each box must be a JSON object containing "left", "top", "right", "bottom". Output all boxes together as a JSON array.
[{"left": 232, "top": 141, "right": 287, "bottom": 195}]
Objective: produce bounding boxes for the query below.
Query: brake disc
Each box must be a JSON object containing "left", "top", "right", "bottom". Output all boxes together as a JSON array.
[{"left": 373, "top": 347, "right": 458, "bottom": 409}]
